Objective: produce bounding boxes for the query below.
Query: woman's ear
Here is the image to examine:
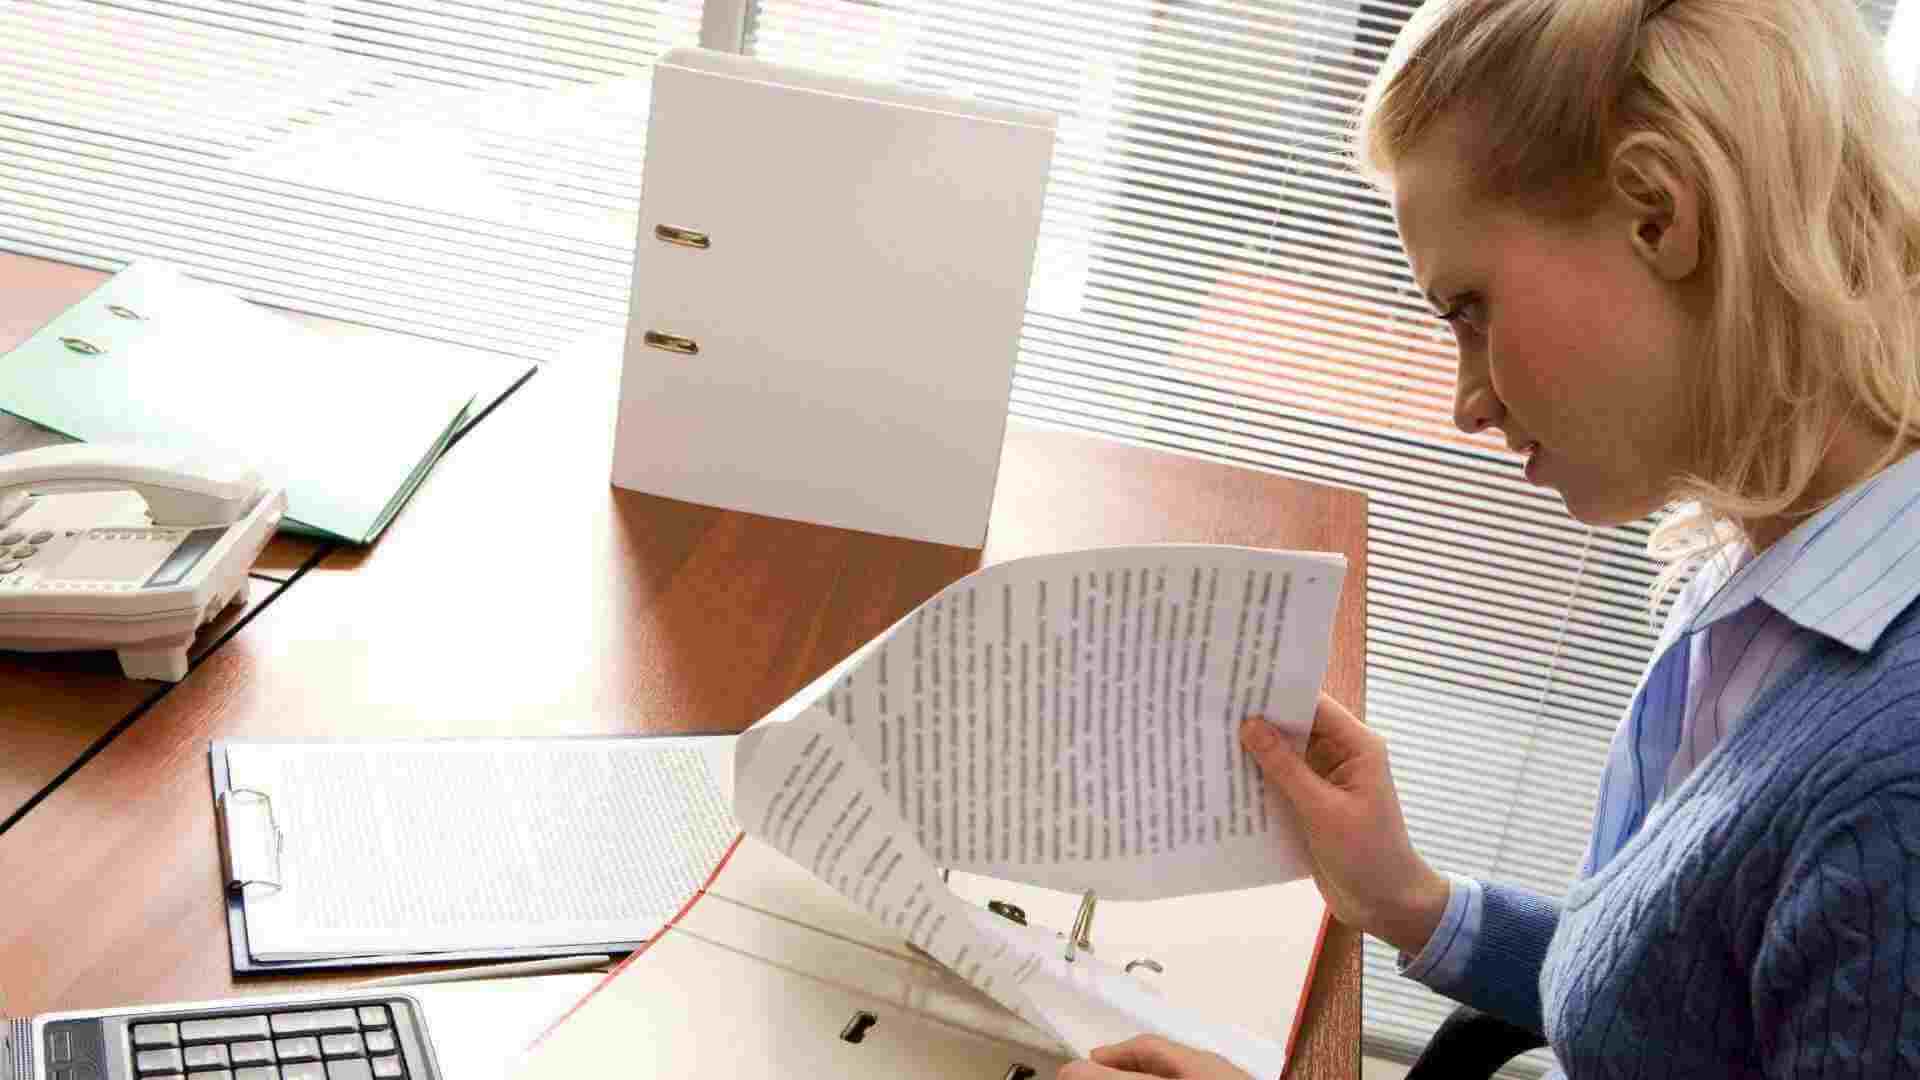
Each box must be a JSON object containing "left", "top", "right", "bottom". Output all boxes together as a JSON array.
[{"left": 1613, "top": 136, "right": 1701, "bottom": 282}]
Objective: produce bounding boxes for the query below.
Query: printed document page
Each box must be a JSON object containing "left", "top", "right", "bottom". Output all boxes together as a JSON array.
[
  {"left": 227, "top": 737, "right": 739, "bottom": 960},
  {"left": 815, "top": 544, "right": 1343, "bottom": 898}
]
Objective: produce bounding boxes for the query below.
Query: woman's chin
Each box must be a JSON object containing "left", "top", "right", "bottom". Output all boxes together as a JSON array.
[{"left": 1558, "top": 482, "right": 1662, "bottom": 530}]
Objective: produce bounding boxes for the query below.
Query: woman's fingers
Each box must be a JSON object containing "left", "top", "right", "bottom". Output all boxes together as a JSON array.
[
  {"left": 1057, "top": 1062, "right": 1151, "bottom": 1080},
  {"left": 1239, "top": 715, "right": 1323, "bottom": 807},
  {"left": 1299, "top": 693, "right": 1373, "bottom": 776},
  {"left": 1241, "top": 693, "right": 1376, "bottom": 811},
  {"left": 1091, "top": 1034, "right": 1222, "bottom": 1077}
]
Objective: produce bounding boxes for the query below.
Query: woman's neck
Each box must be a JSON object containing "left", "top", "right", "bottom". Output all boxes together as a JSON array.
[{"left": 1743, "top": 419, "right": 1910, "bottom": 553}]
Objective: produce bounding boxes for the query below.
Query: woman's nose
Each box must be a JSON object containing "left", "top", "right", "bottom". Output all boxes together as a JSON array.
[{"left": 1454, "top": 381, "right": 1504, "bottom": 435}]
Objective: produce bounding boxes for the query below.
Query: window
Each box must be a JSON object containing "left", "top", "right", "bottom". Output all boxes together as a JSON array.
[{"left": 0, "top": 0, "right": 700, "bottom": 354}]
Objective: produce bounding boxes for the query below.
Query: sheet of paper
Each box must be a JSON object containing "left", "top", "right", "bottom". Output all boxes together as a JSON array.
[
  {"left": 816, "top": 544, "right": 1344, "bottom": 899},
  {"left": 227, "top": 737, "right": 739, "bottom": 960},
  {"left": 733, "top": 712, "right": 1047, "bottom": 1008}
]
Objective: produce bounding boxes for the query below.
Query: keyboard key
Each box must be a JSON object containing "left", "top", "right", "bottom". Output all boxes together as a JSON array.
[
  {"left": 355, "top": 1008, "right": 389, "bottom": 1029},
  {"left": 184, "top": 1044, "right": 230, "bottom": 1070},
  {"left": 234, "top": 1068, "right": 280, "bottom": 1080},
  {"left": 230, "top": 1042, "right": 276, "bottom": 1066},
  {"left": 319, "top": 1034, "right": 364, "bottom": 1059},
  {"left": 370, "top": 1057, "right": 401, "bottom": 1080},
  {"left": 362, "top": 1030, "right": 395, "bottom": 1055},
  {"left": 281, "top": 1065, "right": 326, "bottom": 1080},
  {"left": 132, "top": 1023, "right": 180, "bottom": 1049},
  {"left": 137, "top": 1048, "right": 185, "bottom": 1074},
  {"left": 195, "top": 1073, "right": 234, "bottom": 1080},
  {"left": 270, "top": 1012, "right": 358, "bottom": 1038},
  {"left": 274, "top": 1038, "right": 320, "bottom": 1063},
  {"left": 324, "top": 1060, "right": 372, "bottom": 1080},
  {"left": 180, "top": 1017, "right": 270, "bottom": 1044}
]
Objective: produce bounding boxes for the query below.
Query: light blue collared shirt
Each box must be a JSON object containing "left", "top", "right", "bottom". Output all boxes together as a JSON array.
[{"left": 1402, "top": 446, "right": 1920, "bottom": 994}]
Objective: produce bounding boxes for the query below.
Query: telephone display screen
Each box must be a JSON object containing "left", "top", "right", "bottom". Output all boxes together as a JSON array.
[{"left": 143, "top": 527, "right": 229, "bottom": 588}]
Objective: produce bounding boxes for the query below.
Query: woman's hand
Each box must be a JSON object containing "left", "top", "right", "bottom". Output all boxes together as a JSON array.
[
  {"left": 1240, "top": 693, "right": 1450, "bottom": 956},
  {"left": 1057, "top": 1035, "right": 1252, "bottom": 1079}
]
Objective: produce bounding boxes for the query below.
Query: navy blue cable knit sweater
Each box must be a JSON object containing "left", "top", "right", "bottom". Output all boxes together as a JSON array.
[{"left": 1440, "top": 598, "right": 1920, "bottom": 1075}]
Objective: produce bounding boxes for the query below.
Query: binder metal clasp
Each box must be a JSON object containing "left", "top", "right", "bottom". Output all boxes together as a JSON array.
[
  {"left": 654, "top": 224, "right": 711, "bottom": 249},
  {"left": 643, "top": 330, "right": 699, "bottom": 356}
]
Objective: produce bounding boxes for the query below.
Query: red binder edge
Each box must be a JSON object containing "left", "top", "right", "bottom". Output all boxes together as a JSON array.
[
  {"left": 524, "top": 830, "right": 747, "bottom": 1050},
  {"left": 1280, "top": 906, "right": 1336, "bottom": 1076}
]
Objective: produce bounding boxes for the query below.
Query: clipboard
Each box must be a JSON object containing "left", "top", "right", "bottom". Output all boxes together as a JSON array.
[{"left": 207, "top": 736, "right": 717, "bottom": 976}]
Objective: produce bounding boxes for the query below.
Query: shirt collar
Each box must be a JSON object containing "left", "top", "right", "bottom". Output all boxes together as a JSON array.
[{"left": 1686, "top": 447, "right": 1920, "bottom": 652}]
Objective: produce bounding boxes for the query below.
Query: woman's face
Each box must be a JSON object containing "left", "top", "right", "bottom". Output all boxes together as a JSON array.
[{"left": 1390, "top": 122, "right": 1700, "bottom": 527}]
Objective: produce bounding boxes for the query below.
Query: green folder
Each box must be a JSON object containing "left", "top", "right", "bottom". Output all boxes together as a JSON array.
[{"left": 0, "top": 261, "right": 534, "bottom": 544}]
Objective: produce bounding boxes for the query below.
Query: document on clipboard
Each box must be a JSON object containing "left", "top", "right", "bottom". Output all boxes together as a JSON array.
[
  {"left": 211, "top": 736, "right": 740, "bottom": 968},
  {"left": 521, "top": 543, "right": 1346, "bottom": 1080}
]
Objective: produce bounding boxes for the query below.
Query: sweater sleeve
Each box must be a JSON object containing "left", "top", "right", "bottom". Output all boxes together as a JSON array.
[
  {"left": 1414, "top": 880, "right": 1560, "bottom": 1035},
  {"left": 1752, "top": 781, "right": 1920, "bottom": 1077}
]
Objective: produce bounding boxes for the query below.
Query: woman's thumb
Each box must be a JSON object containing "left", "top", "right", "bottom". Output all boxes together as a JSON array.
[{"left": 1240, "top": 716, "right": 1325, "bottom": 805}]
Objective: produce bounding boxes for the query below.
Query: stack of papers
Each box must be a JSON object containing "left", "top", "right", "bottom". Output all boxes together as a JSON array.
[{"left": 727, "top": 544, "right": 1346, "bottom": 1077}]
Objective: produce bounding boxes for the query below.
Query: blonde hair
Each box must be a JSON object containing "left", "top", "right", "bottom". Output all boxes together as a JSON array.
[{"left": 1357, "top": 0, "right": 1920, "bottom": 599}]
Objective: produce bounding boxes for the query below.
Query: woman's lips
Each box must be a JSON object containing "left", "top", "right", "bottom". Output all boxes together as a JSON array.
[{"left": 1521, "top": 442, "right": 1544, "bottom": 484}]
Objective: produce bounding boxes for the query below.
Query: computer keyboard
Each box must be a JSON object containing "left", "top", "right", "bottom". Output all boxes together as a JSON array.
[{"left": 30, "top": 997, "right": 437, "bottom": 1080}]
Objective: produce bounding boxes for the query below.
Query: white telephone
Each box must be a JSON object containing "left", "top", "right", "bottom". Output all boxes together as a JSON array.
[{"left": 0, "top": 444, "right": 286, "bottom": 681}]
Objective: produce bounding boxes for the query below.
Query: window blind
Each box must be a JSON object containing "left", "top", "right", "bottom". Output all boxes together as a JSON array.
[
  {"left": 0, "top": 0, "right": 702, "bottom": 357},
  {"left": 742, "top": 0, "right": 1904, "bottom": 1070}
]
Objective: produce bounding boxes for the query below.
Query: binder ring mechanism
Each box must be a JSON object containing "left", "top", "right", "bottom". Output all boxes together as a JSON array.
[
  {"left": 216, "top": 787, "right": 285, "bottom": 894},
  {"left": 977, "top": 887, "right": 1163, "bottom": 975}
]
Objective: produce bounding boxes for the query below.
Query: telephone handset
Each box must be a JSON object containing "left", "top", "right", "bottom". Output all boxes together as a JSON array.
[{"left": 0, "top": 444, "right": 287, "bottom": 681}]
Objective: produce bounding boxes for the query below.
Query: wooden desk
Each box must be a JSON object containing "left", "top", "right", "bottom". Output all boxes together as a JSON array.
[{"left": 0, "top": 270, "right": 1366, "bottom": 1078}]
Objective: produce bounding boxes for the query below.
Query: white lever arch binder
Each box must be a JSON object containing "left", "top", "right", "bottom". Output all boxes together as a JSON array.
[{"left": 610, "top": 48, "right": 1058, "bottom": 548}]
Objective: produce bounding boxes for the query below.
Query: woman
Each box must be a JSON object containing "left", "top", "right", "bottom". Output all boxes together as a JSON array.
[{"left": 1062, "top": 0, "right": 1920, "bottom": 1076}]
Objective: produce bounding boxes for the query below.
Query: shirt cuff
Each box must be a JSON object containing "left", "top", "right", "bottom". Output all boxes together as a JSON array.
[{"left": 1395, "top": 872, "right": 1483, "bottom": 992}]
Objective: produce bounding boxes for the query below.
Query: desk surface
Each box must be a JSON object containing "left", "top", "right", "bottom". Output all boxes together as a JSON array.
[{"left": 0, "top": 253, "right": 1367, "bottom": 1078}]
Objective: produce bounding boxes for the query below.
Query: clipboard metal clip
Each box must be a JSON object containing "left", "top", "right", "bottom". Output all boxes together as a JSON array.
[{"left": 216, "top": 787, "right": 285, "bottom": 894}]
